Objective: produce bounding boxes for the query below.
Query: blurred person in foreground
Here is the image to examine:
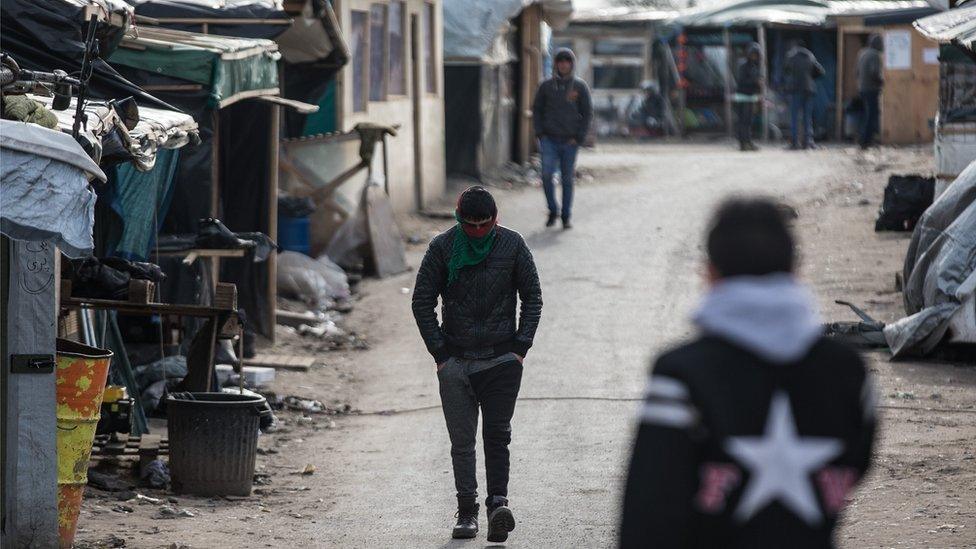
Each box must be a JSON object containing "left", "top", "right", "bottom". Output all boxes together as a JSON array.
[
  {"left": 619, "top": 197, "right": 877, "bottom": 548},
  {"left": 412, "top": 186, "right": 542, "bottom": 543}
]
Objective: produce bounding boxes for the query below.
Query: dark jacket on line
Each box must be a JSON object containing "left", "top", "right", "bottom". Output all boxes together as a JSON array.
[{"left": 412, "top": 225, "right": 542, "bottom": 364}]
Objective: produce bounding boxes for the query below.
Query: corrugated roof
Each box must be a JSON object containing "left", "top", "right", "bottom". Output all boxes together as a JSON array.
[
  {"left": 571, "top": 6, "right": 678, "bottom": 23},
  {"left": 673, "top": 0, "right": 932, "bottom": 28},
  {"left": 914, "top": 5, "right": 976, "bottom": 51}
]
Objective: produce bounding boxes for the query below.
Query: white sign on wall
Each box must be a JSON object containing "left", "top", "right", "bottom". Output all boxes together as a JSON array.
[{"left": 884, "top": 30, "right": 912, "bottom": 70}]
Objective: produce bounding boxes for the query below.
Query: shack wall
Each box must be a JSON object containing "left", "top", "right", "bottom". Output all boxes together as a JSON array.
[{"left": 337, "top": 0, "right": 446, "bottom": 212}]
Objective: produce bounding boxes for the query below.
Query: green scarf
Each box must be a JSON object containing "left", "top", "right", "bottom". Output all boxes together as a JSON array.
[{"left": 447, "top": 215, "right": 496, "bottom": 284}]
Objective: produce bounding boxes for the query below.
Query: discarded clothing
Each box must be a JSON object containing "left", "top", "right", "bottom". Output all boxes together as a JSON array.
[{"left": 1, "top": 95, "right": 58, "bottom": 128}]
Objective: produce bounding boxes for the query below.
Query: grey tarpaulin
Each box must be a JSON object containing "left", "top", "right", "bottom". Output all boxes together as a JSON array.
[
  {"left": 885, "top": 161, "right": 976, "bottom": 357},
  {"left": 444, "top": 0, "right": 573, "bottom": 63},
  {"left": 0, "top": 120, "right": 105, "bottom": 258}
]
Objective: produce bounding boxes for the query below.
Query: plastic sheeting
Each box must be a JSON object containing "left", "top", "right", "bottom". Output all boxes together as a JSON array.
[
  {"left": 0, "top": 0, "right": 175, "bottom": 111},
  {"left": 110, "top": 27, "right": 281, "bottom": 109},
  {"left": 673, "top": 0, "right": 931, "bottom": 28},
  {"left": 884, "top": 161, "right": 976, "bottom": 356},
  {"left": 0, "top": 120, "right": 105, "bottom": 257},
  {"left": 444, "top": 0, "right": 574, "bottom": 63},
  {"left": 914, "top": 4, "right": 976, "bottom": 52},
  {"left": 126, "top": 0, "right": 291, "bottom": 39}
]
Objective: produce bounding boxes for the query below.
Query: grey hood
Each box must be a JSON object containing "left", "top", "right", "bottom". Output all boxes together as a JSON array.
[
  {"left": 553, "top": 47, "right": 576, "bottom": 77},
  {"left": 693, "top": 274, "right": 823, "bottom": 364}
]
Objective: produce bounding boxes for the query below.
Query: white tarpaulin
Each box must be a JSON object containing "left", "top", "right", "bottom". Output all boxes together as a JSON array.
[
  {"left": 1, "top": 120, "right": 105, "bottom": 257},
  {"left": 444, "top": 0, "right": 574, "bottom": 63},
  {"left": 884, "top": 160, "right": 976, "bottom": 356}
]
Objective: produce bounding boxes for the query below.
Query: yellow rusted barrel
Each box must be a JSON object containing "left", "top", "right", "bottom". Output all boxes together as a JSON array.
[{"left": 56, "top": 339, "right": 113, "bottom": 549}]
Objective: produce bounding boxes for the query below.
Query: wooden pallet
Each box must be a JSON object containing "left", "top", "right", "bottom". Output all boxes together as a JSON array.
[{"left": 243, "top": 353, "right": 318, "bottom": 372}]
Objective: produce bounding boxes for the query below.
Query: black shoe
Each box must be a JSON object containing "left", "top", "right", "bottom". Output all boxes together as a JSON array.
[
  {"left": 561, "top": 216, "right": 572, "bottom": 230},
  {"left": 195, "top": 217, "right": 256, "bottom": 250},
  {"left": 452, "top": 499, "right": 479, "bottom": 539},
  {"left": 546, "top": 213, "right": 558, "bottom": 227},
  {"left": 486, "top": 505, "right": 515, "bottom": 543}
]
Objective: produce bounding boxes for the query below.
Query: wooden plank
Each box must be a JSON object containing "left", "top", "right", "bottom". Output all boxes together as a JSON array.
[
  {"left": 267, "top": 103, "right": 280, "bottom": 345},
  {"left": 61, "top": 297, "right": 237, "bottom": 316},
  {"left": 243, "top": 353, "right": 317, "bottom": 371},
  {"left": 365, "top": 184, "right": 408, "bottom": 278}
]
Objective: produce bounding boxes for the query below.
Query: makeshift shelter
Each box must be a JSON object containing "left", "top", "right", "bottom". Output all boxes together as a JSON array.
[
  {"left": 0, "top": 0, "right": 174, "bottom": 110},
  {"left": 885, "top": 160, "right": 976, "bottom": 356},
  {"left": 1, "top": 120, "right": 106, "bottom": 548},
  {"left": 125, "top": 0, "right": 351, "bottom": 137},
  {"left": 443, "top": 0, "right": 573, "bottom": 178},
  {"left": 667, "top": 0, "right": 932, "bottom": 140},
  {"left": 832, "top": 5, "right": 939, "bottom": 144},
  {"left": 109, "top": 26, "right": 291, "bottom": 339},
  {"left": 915, "top": 5, "right": 976, "bottom": 196},
  {"left": 553, "top": 6, "right": 678, "bottom": 138}
]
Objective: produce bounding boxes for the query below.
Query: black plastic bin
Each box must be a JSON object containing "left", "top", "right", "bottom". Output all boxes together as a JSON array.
[{"left": 167, "top": 392, "right": 267, "bottom": 496}]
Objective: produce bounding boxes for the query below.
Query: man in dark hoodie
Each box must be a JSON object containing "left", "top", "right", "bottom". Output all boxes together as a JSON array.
[
  {"left": 734, "top": 43, "right": 764, "bottom": 151},
  {"left": 412, "top": 186, "right": 542, "bottom": 543},
  {"left": 784, "top": 40, "right": 825, "bottom": 149},
  {"left": 619, "top": 198, "right": 876, "bottom": 548},
  {"left": 856, "top": 34, "right": 885, "bottom": 149},
  {"left": 532, "top": 47, "right": 593, "bottom": 229}
]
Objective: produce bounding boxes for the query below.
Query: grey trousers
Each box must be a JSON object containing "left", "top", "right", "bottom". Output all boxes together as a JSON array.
[{"left": 438, "top": 355, "right": 523, "bottom": 506}]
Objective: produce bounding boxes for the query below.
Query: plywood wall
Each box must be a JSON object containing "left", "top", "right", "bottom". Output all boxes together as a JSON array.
[{"left": 881, "top": 25, "right": 940, "bottom": 145}]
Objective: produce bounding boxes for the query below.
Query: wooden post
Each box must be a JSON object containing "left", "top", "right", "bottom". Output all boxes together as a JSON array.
[
  {"left": 835, "top": 27, "right": 846, "bottom": 141},
  {"left": 210, "top": 109, "right": 220, "bottom": 219},
  {"left": 518, "top": 5, "right": 541, "bottom": 165},
  {"left": 723, "top": 26, "right": 734, "bottom": 138},
  {"left": 758, "top": 24, "right": 770, "bottom": 142},
  {"left": 266, "top": 104, "right": 280, "bottom": 345}
]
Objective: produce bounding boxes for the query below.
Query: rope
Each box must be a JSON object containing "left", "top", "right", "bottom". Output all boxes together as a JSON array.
[{"left": 348, "top": 397, "right": 976, "bottom": 417}]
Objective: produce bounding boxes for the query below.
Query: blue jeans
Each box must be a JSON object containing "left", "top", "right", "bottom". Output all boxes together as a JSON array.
[
  {"left": 859, "top": 90, "right": 880, "bottom": 147},
  {"left": 540, "top": 137, "right": 578, "bottom": 219},
  {"left": 789, "top": 93, "right": 815, "bottom": 147}
]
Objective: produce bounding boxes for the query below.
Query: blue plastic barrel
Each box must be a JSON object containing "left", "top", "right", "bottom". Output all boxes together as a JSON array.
[{"left": 277, "top": 215, "right": 310, "bottom": 255}]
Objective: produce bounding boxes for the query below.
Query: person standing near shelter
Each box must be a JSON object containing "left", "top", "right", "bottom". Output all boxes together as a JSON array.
[
  {"left": 734, "top": 43, "right": 764, "bottom": 151},
  {"left": 784, "top": 40, "right": 825, "bottom": 149},
  {"left": 532, "top": 48, "right": 593, "bottom": 229},
  {"left": 411, "top": 186, "right": 542, "bottom": 543},
  {"left": 856, "top": 34, "right": 885, "bottom": 149},
  {"left": 619, "top": 198, "right": 876, "bottom": 548}
]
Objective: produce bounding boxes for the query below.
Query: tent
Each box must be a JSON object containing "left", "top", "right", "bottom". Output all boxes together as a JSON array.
[{"left": 885, "top": 161, "right": 976, "bottom": 356}]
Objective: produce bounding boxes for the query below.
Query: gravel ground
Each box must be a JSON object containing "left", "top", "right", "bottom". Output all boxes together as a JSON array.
[{"left": 77, "top": 142, "right": 975, "bottom": 549}]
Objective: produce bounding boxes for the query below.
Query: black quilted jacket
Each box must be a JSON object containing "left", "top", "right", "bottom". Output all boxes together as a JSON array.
[{"left": 412, "top": 225, "right": 542, "bottom": 363}]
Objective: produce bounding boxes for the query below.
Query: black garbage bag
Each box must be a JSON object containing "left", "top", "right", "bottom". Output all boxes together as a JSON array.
[{"left": 875, "top": 175, "right": 935, "bottom": 232}]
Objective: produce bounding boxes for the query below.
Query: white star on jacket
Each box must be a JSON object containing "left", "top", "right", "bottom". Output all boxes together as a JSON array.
[{"left": 725, "top": 391, "right": 843, "bottom": 526}]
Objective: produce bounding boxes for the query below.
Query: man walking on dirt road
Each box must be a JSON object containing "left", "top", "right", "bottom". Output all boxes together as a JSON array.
[
  {"left": 533, "top": 47, "right": 592, "bottom": 229},
  {"left": 412, "top": 186, "right": 543, "bottom": 543},
  {"left": 620, "top": 198, "right": 876, "bottom": 548}
]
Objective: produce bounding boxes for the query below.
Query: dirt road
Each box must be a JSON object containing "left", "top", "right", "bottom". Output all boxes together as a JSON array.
[{"left": 78, "top": 143, "right": 975, "bottom": 548}]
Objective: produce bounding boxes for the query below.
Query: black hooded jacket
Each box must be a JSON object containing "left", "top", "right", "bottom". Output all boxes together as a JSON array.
[
  {"left": 532, "top": 48, "right": 593, "bottom": 143},
  {"left": 856, "top": 34, "right": 884, "bottom": 93},
  {"left": 619, "top": 335, "right": 876, "bottom": 548},
  {"left": 735, "top": 43, "right": 763, "bottom": 96},
  {"left": 411, "top": 225, "right": 542, "bottom": 364}
]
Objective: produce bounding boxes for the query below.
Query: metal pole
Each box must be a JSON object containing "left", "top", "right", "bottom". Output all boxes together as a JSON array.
[{"left": 758, "top": 24, "right": 770, "bottom": 142}]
